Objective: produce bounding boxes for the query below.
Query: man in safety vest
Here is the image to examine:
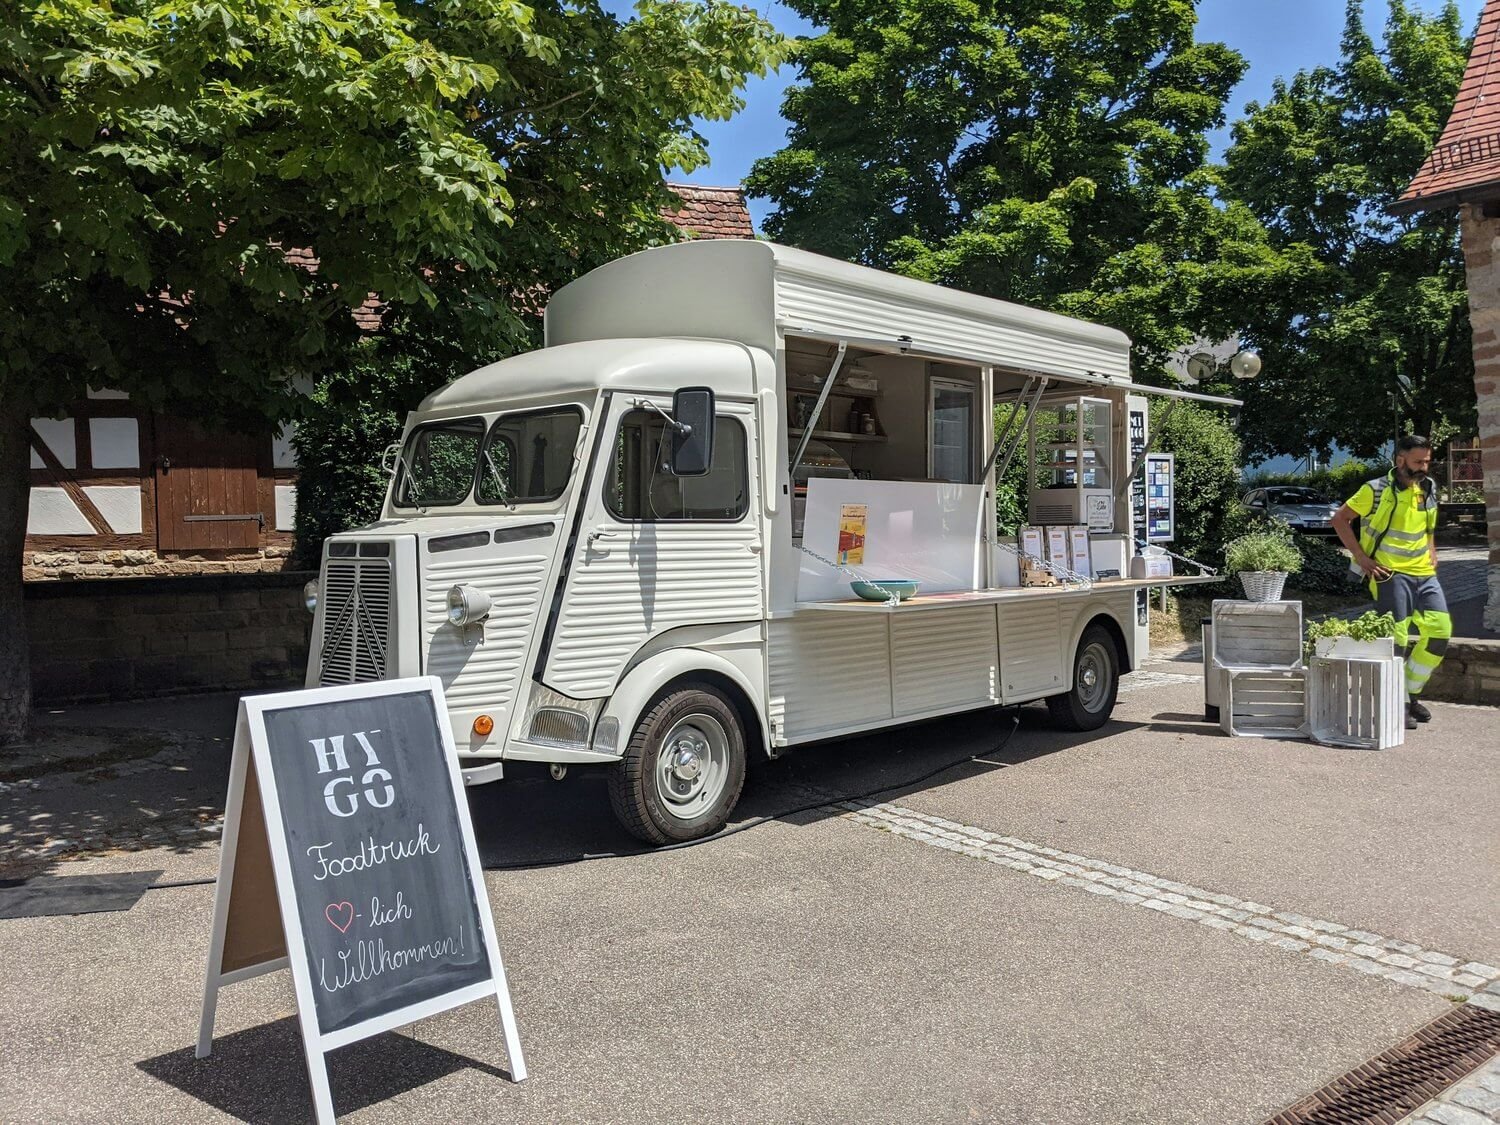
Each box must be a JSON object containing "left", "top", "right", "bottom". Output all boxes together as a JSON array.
[{"left": 1330, "top": 434, "right": 1451, "bottom": 731}]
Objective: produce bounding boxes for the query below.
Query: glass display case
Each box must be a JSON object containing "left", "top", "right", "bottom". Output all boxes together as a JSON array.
[{"left": 1027, "top": 395, "right": 1115, "bottom": 531}]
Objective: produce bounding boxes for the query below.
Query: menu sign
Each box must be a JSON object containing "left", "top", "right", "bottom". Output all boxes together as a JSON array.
[
  {"left": 1145, "top": 452, "right": 1176, "bottom": 543},
  {"left": 196, "top": 678, "right": 525, "bottom": 1123},
  {"left": 1128, "top": 403, "right": 1148, "bottom": 544}
]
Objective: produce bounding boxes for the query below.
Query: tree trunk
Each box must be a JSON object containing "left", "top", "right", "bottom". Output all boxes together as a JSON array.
[{"left": 0, "top": 410, "right": 32, "bottom": 747}]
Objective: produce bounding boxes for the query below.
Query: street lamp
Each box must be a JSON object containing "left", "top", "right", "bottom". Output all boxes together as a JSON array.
[{"left": 1185, "top": 348, "right": 1262, "bottom": 382}]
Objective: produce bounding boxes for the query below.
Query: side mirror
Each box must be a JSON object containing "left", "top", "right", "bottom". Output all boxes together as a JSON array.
[{"left": 670, "top": 387, "right": 715, "bottom": 476}]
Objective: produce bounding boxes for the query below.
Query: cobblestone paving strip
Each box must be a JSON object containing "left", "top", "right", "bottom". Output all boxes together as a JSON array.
[
  {"left": 841, "top": 800, "right": 1500, "bottom": 1010},
  {"left": 1404, "top": 1056, "right": 1500, "bottom": 1124},
  {"left": 1117, "top": 668, "right": 1201, "bottom": 694}
]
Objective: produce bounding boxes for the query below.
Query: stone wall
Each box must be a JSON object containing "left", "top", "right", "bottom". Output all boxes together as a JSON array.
[
  {"left": 1424, "top": 638, "right": 1500, "bottom": 706},
  {"left": 25, "top": 545, "right": 293, "bottom": 582},
  {"left": 1459, "top": 204, "right": 1500, "bottom": 632},
  {"left": 26, "top": 571, "right": 313, "bottom": 704}
]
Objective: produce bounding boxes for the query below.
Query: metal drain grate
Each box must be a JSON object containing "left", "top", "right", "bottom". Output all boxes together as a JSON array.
[{"left": 1265, "top": 1004, "right": 1500, "bottom": 1125}]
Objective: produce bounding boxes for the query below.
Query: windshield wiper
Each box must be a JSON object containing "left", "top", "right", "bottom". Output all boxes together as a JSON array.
[{"left": 483, "top": 447, "right": 515, "bottom": 509}]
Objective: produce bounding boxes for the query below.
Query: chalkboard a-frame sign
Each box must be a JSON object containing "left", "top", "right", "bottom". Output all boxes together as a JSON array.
[{"left": 196, "top": 677, "right": 525, "bottom": 1122}]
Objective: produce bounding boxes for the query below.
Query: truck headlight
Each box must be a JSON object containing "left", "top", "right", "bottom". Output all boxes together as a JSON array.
[
  {"left": 303, "top": 580, "right": 318, "bottom": 614},
  {"left": 446, "top": 584, "right": 492, "bottom": 627}
]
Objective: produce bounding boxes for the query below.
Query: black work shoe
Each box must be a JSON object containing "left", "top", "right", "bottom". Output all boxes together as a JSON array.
[
  {"left": 1409, "top": 699, "right": 1432, "bottom": 723},
  {"left": 1404, "top": 708, "right": 1419, "bottom": 731}
]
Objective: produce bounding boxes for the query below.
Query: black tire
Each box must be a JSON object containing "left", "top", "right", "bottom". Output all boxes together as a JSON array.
[
  {"left": 608, "top": 685, "right": 747, "bottom": 845},
  {"left": 1045, "top": 624, "right": 1120, "bottom": 732}
]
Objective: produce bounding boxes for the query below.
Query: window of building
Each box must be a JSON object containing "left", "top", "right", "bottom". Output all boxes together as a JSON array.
[{"left": 605, "top": 410, "right": 749, "bottom": 521}]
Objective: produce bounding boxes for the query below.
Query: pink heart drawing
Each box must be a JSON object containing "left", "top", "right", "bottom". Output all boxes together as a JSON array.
[{"left": 325, "top": 901, "right": 354, "bottom": 934}]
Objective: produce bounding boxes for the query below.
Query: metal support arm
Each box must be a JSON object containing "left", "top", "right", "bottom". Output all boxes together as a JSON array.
[{"left": 788, "top": 341, "right": 848, "bottom": 478}]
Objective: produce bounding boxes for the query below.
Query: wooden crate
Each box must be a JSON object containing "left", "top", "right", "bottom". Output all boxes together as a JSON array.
[
  {"left": 1221, "top": 668, "right": 1308, "bottom": 739},
  {"left": 1308, "top": 655, "right": 1405, "bottom": 750},
  {"left": 1211, "top": 600, "right": 1304, "bottom": 671}
]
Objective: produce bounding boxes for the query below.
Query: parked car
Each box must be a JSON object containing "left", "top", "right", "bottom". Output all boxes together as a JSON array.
[{"left": 1242, "top": 486, "right": 1340, "bottom": 535}]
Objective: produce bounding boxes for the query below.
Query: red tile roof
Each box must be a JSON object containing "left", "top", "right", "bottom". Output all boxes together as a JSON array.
[
  {"left": 277, "top": 183, "right": 753, "bottom": 334},
  {"left": 662, "top": 183, "right": 755, "bottom": 239},
  {"left": 1394, "top": 0, "right": 1500, "bottom": 213}
]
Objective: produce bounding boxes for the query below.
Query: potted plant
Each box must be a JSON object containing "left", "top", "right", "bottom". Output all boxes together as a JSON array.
[
  {"left": 1223, "top": 526, "right": 1302, "bottom": 602},
  {"left": 1304, "top": 611, "right": 1397, "bottom": 661}
]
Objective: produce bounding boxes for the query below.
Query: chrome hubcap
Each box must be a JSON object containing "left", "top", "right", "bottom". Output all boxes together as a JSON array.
[
  {"left": 655, "top": 714, "right": 729, "bottom": 821},
  {"left": 1077, "top": 642, "right": 1112, "bottom": 712}
]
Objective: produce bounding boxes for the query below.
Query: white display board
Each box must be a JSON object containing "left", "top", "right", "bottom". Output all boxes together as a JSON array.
[{"left": 798, "top": 479, "right": 985, "bottom": 602}]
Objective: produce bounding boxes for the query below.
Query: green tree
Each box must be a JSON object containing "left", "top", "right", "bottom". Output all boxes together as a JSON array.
[
  {"left": 0, "top": 0, "right": 783, "bottom": 746},
  {"left": 1150, "top": 399, "right": 1242, "bottom": 566},
  {"left": 1219, "top": 0, "right": 1474, "bottom": 461},
  {"left": 746, "top": 0, "right": 1268, "bottom": 372}
]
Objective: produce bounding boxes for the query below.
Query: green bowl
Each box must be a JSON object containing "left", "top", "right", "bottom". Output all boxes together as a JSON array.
[{"left": 850, "top": 579, "right": 919, "bottom": 602}]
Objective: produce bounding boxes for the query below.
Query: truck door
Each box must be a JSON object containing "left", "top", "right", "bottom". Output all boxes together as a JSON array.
[{"left": 542, "top": 396, "right": 763, "bottom": 698}]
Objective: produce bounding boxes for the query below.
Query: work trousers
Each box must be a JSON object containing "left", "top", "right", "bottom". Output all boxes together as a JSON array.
[{"left": 1371, "top": 574, "right": 1452, "bottom": 698}]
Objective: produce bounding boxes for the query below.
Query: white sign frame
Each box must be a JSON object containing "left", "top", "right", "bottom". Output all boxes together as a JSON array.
[{"left": 196, "top": 677, "right": 525, "bottom": 1123}]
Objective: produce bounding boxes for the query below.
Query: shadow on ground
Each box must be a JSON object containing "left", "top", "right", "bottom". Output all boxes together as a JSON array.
[
  {"left": 4, "top": 693, "right": 1141, "bottom": 878},
  {"left": 138, "top": 1018, "right": 511, "bottom": 1123}
]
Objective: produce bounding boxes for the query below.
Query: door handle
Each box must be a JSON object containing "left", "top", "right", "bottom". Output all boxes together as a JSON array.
[{"left": 586, "top": 529, "right": 621, "bottom": 548}]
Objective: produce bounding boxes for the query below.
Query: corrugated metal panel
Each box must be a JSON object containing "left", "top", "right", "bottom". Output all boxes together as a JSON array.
[
  {"left": 318, "top": 557, "right": 392, "bottom": 685},
  {"left": 769, "top": 615, "right": 892, "bottom": 740},
  {"left": 547, "top": 529, "right": 763, "bottom": 696},
  {"left": 998, "top": 602, "right": 1065, "bottom": 700},
  {"left": 423, "top": 552, "right": 549, "bottom": 711},
  {"left": 776, "top": 268, "right": 1131, "bottom": 382},
  {"left": 891, "top": 607, "right": 999, "bottom": 717}
]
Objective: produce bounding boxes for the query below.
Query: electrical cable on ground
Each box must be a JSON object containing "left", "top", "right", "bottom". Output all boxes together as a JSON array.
[{"left": 136, "top": 708, "right": 1024, "bottom": 891}]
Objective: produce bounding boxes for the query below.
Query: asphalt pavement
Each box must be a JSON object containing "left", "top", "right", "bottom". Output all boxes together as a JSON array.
[{"left": 1, "top": 667, "right": 1496, "bottom": 1123}]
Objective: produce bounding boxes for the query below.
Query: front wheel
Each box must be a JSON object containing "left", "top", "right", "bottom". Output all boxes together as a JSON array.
[
  {"left": 1045, "top": 625, "right": 1119, "bottom": 732},
  {"left": 608, "top": 685, "right": 747, "bottom": 845}
]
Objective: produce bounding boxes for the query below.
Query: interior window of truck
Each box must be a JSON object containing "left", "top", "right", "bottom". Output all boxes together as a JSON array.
[
  {"left": 396, "top": 417, "right": 485, "bottom": 507},
  {"left": 477, "top": 408, "right": 583, "bottom": 505},
  {"left": 606, "top": 410, "right": 748, "bottom": 521}
]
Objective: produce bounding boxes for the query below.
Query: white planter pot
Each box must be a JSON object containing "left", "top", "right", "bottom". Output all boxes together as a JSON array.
[{"left": 1314, "top": 636, "right": 1396, "bottom": 661}]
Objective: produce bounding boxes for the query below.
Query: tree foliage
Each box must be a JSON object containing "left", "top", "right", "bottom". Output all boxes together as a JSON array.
[
  {"left": 1219, "top": 0, "right": 1474, "bottom": 460},
  {"left": 1150, "top": 398, "right": 1242, "bottom": 567},
  {"left": 746, "top": 0, "right": 1267, "bottom": 373}
]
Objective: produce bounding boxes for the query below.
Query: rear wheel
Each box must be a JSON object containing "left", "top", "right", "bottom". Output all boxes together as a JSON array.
[
  {"left": 1045, "top": 624, "right": 1119, "bottom": 732},
  {"left": 608, "top": 685, "right": 747, "bottom": 845}
]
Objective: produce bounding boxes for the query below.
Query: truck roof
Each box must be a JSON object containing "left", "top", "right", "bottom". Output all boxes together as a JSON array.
[
  {"left": 545, "top": 239, "right": 1134, "bottom": 384},
  {"left": 417, "top": 337, "right": 760, "bottom": 414}
]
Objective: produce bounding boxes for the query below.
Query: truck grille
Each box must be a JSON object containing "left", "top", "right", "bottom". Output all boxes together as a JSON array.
[{"left": 319, "top": 556, "right": 392, "bottom": 685}]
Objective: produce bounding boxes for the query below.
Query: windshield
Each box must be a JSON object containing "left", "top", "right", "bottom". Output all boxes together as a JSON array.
[
  {"left": 395, "top": 407, "right": 584, "bottom": 509},
  {"left": 476, "top": 408, "right": 584, "bottom": 505},
  {"left": 396, "top": 418, "right": 485, "bottom": 507},
  {"left": 1268, "top": 488, "right": 1327, "bottom": 505}
]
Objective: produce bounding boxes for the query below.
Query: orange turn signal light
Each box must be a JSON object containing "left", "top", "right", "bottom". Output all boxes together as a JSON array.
[{"left": 472, "top": 714, "right": 494, "bottom": 737}]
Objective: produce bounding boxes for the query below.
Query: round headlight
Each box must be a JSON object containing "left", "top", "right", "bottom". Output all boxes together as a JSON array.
[
  {"left": 446, "top": 584, "right": 492, "bottom": 627},
  {"left": 303, "top": 580, "right": 319, "bottom": 614}
]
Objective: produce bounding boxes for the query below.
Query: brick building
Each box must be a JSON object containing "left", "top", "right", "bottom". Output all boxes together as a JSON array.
[{"left": 1393, "top": 0, "right": 1500, "bottom": 631}]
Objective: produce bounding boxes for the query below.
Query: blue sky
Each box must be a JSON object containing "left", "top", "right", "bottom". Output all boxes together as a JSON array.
[{"left": 666, "top": 0, "right": 1486, "bottom": 230}]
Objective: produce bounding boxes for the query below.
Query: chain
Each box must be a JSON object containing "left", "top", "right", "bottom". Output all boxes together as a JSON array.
[
  {"left": 994, "top": 540, "right": 1092, "bottom": 589},
  {"left": 1133, "top": 540, "right": 1217, "bottom": 576},
  {"left": 794, "top": 543, "right": 903, "bottom": 606}
]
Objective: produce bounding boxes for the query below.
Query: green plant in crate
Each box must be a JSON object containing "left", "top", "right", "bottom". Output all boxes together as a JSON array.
[
  {"left": 1223, "top": 526, "right": 1302, "bottom": 576},
  {"left": 1304, "top": 611, "right": 1397, "bottom": 659}
]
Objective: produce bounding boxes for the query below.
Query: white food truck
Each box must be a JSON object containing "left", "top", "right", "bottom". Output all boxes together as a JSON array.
[{"left": 304, "top": 240, "right": 1234, "bottom": 844}]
